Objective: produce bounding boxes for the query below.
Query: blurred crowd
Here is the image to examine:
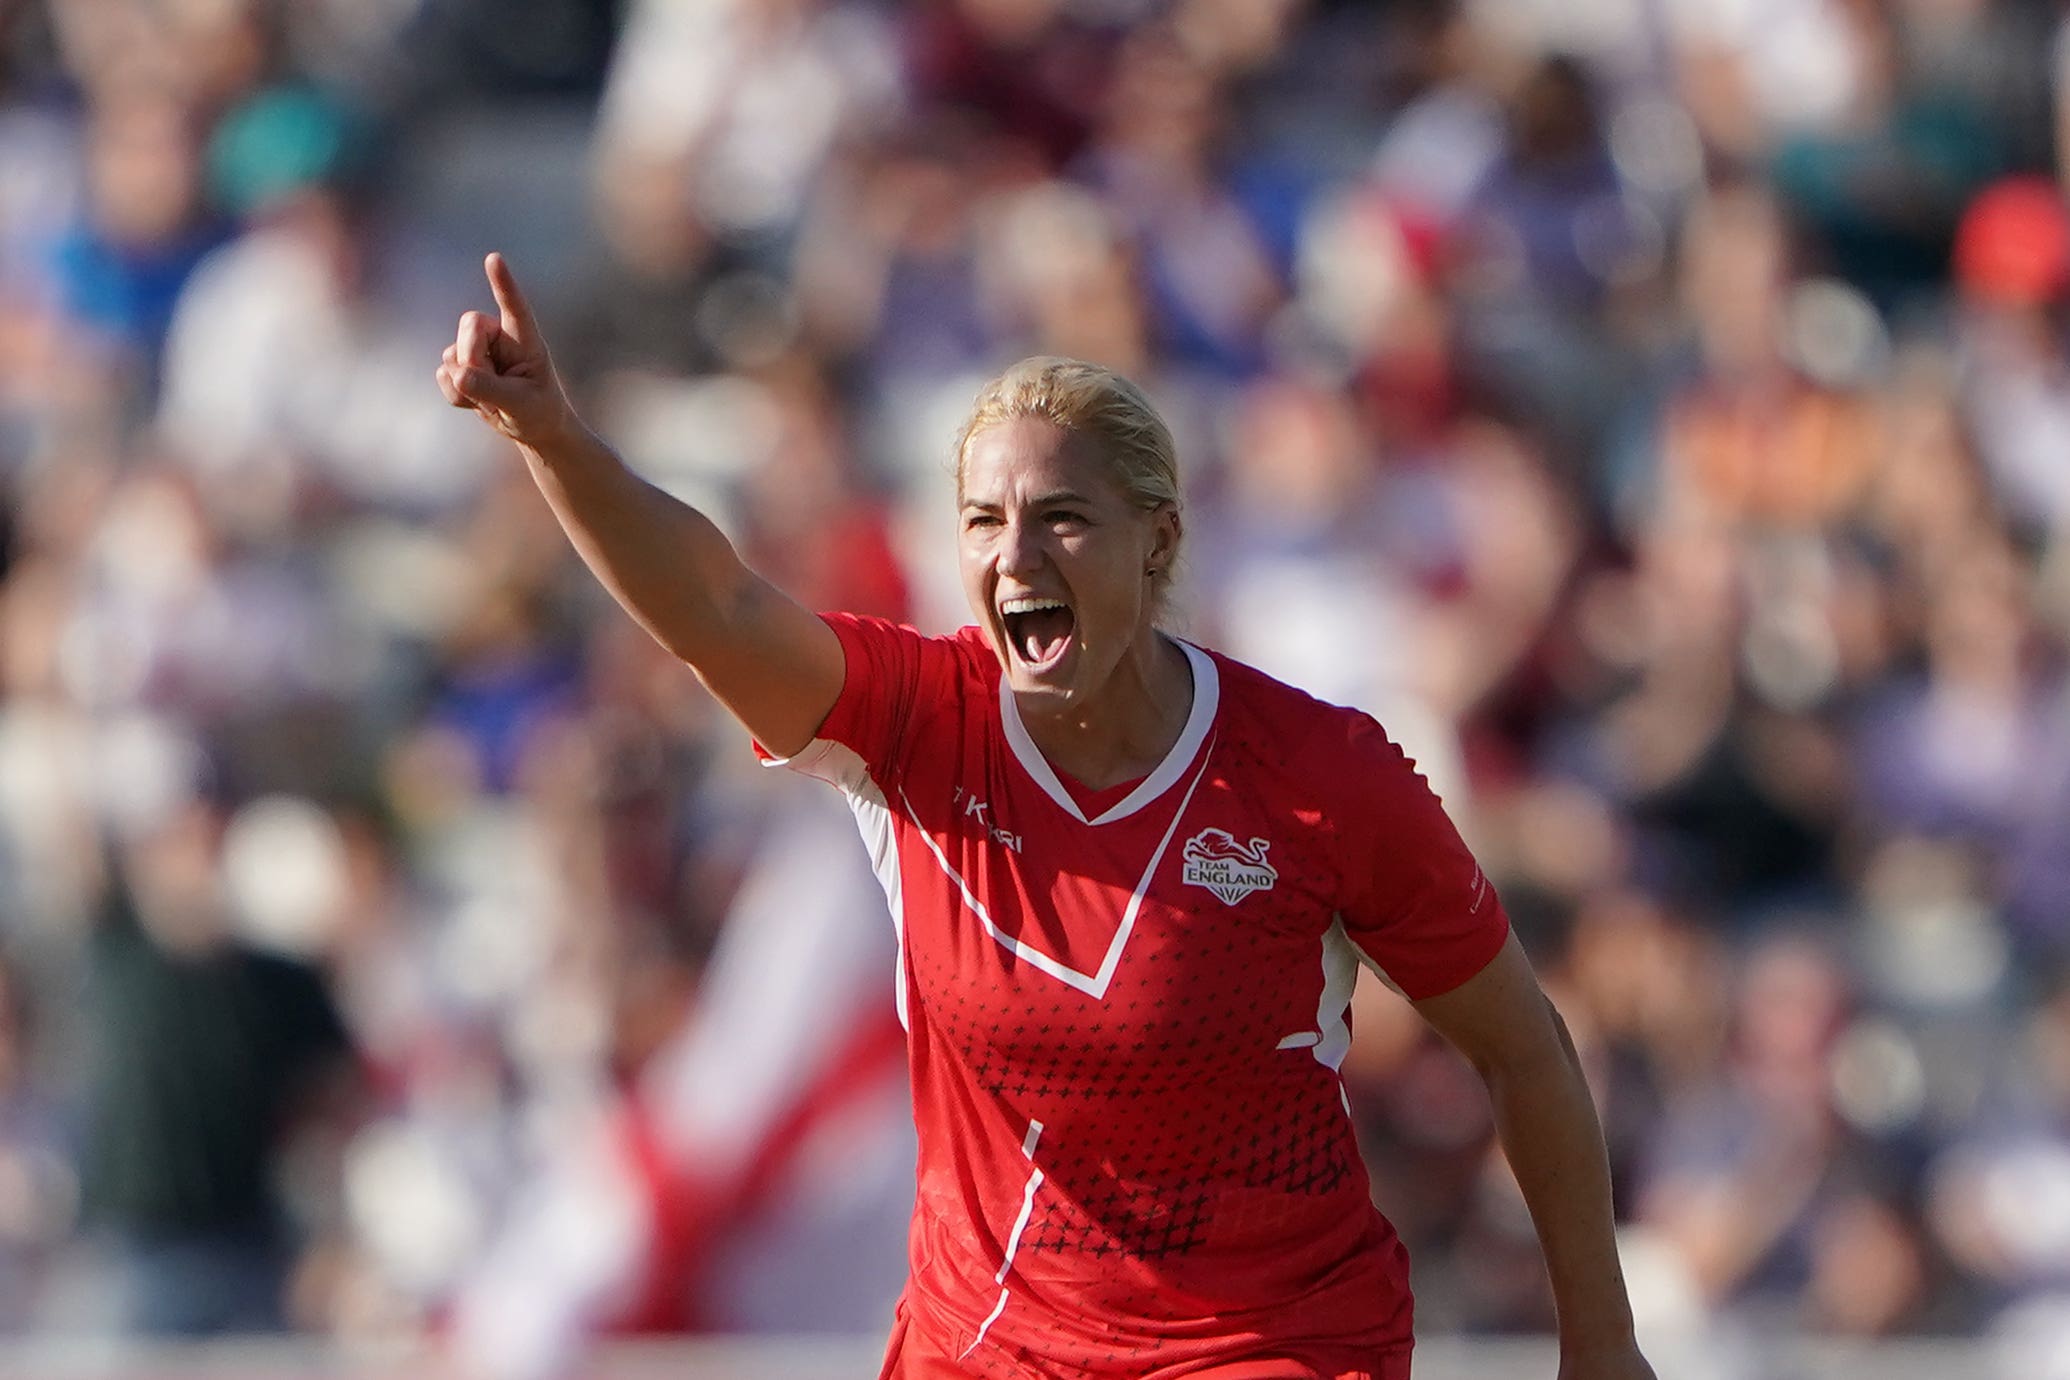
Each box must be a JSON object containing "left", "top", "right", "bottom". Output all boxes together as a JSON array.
[{"left": 1, "top": 0, "right": 2069, "bottom": 1373}]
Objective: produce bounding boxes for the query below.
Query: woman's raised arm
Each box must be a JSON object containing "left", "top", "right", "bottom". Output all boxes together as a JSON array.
[{"left": 436, "top": 253, "right": 844, "bottom": 756}]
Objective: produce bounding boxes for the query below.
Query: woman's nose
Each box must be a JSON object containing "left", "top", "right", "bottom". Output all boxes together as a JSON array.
[{"left": 998, "top": 517, "right": 1046, "bottom": 575}]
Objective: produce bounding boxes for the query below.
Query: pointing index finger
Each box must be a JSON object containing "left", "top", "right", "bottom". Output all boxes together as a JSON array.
[{"left": 484, "top": 252, "right": 538, "bottom": 343}]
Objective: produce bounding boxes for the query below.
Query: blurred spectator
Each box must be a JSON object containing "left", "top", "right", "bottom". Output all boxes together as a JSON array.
[
  {"left": 1954, "top": 176, "right": 2070, "bottom": 537},
  {"left": 1368, "top": 0, "right": 1506, "bottom": 227},
  {"left": 1291, "top": 188, "right": 1461, "bottom": 453},
  {"left": 795, "top": 124, "right": 1001, "bottom": 391},
  {"left": 732, "top": 361, "right": 911, "bottom": 622},
  {"left": 1647, "top": 182, "right": 1878, "bottom": 536},
  {"left": 1636, "top": 932, "right": 1928, "bottom": 1334},
  {"left": 1764, "top": 0, "right": 2020, "bottom": 307},
  {"left": 1452, "top": 53, "right": 1651, "bottom": 468},
  {"left": 158, "top": 86, "right": 499, "bottom": 521},
  {"left": 40, "top": 92, "right": 225, "bottom": 412},
  {"left": 0, "top": 953, "right": 75, "bottom": 1333},
  {"left": 551, "top": 144, "right": 757, "bottom": 396},
  {"left": 1669, "top": 0, "right": 1873, "bottom": 160},
  {"left": 1073, "top": 25, "right": 1285, "bottom": 377},
  {"left": 1463, "top": 54, "right": 1638, "bottom": 317},
  {"left": 596, "top": 0, "right": 903, "bottom": 242},
  {"left": 81, "top": 794, "right": 359, "bottom": 1336},
  {"left": 1931, "top": 967, "right": 2070, "bottom": 1346},
  {"left": 898, "top": 0, "right": 1113, "bottom": 170},
  {"left": 286, "top": 0, "right": 620, "bottom": 113},
  {"left": 1854, "top": 535, "right": 2053, "bottom": 859}
]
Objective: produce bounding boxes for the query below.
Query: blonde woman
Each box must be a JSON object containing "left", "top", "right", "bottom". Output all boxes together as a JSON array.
[{"left": 438, "top": 255, "right": 1653, "bottom": 1380}]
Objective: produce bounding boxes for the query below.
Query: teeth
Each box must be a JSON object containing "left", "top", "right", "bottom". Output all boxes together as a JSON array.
[{"left": 1000, "top": 596, "right": 1068, "bottom": 616}]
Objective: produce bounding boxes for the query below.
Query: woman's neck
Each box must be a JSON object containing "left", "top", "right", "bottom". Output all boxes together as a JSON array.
[{"left": 1018, "top": 631, "right": 1194, "bottom": 791}]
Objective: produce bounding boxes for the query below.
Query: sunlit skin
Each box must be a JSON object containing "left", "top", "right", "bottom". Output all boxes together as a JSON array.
[{"left": 958, "top": 417, "right": 1190, "bottom": 790}]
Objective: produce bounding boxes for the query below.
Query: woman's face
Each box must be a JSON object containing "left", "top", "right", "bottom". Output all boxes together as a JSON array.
[{"left": 958, "top": 417, "right": 1174, "bottom": 715}]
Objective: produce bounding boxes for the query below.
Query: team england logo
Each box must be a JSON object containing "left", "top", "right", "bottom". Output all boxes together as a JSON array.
[{"left": 1181, "top": 828, "right": 1279, "bottom": 906}]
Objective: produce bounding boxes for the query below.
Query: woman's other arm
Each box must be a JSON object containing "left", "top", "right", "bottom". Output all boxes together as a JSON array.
[{"left": 1413, "top": 933, "right": 1657, "bottom": 1380}]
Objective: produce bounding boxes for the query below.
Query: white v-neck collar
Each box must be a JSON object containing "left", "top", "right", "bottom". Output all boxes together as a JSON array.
[{"left": 997, "top": 639, "right": 1219, "bottom": 826}]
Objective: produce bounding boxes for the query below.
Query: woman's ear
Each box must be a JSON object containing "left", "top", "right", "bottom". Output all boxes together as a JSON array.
[{"left": 1147, "top": 503, "right": 1181, "bottom": 577}]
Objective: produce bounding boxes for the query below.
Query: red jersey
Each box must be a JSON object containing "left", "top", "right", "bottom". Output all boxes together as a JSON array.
[{"left": 770, "top": 614, "right": 1510, "bottom": 1379}]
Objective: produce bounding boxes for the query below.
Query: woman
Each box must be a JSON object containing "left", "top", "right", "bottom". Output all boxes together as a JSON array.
[{"left": 437, "top": 254, "right": 1655, "bottom": 1380}]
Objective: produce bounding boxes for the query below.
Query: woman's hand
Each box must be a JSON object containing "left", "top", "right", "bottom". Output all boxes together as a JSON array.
[{"left": 435, "top": 252, "right": 581, "bottom": 452}]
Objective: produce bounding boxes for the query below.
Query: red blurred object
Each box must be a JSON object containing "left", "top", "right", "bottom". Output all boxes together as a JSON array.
[{"left": 1954, "top": 176, "right": 2070, "bottom": 307}]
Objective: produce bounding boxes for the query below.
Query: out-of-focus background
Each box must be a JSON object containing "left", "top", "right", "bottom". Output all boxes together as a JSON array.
[{"left": 0, "top": 0, "right": 2066, "bottom": 1376}]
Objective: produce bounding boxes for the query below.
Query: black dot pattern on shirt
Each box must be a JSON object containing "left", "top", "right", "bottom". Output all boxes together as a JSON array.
[{"left": 915, "top": 802, "right": 1361, "bottom": 1271}]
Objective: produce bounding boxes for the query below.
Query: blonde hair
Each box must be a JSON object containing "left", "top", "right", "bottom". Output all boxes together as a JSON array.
[{"left": 955, "top": 357, "right": 1183, "bottom": 583}]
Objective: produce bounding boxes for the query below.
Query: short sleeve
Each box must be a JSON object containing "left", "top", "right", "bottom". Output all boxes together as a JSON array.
[
  {"left": 1330, "top": 713, "right": 1510, "bottom": 1001},
  {"left": 755, "top": 612, "right": 952, "bottom": 792}
]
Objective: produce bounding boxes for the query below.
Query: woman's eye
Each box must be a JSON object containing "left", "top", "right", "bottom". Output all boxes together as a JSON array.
[{"left": 1047, "top": 511, "right": 1086, "bottom": 527}]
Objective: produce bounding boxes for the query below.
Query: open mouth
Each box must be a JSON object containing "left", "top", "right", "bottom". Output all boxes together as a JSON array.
[{"left": 1001, "top": 596, "right": 1076, "bottom": 670}]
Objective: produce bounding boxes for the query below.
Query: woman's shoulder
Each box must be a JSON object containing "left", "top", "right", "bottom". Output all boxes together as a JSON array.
[
  {"left": 1202, "top": 648, "right": 1451, "bottom": 810},
  {"left": 1201, "top": 645, "right": 1373, "bottom": 734},
  {"left": 821, "top": 611, "right": 997, "bottom": 695},
  {"left": 1197, "top": 646, "right": 1389, "bottom": 776}
]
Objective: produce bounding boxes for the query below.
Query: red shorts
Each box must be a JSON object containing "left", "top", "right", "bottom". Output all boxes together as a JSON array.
[{"left": 878, "top": 1305, "right": 1414, "bottom": 1380}]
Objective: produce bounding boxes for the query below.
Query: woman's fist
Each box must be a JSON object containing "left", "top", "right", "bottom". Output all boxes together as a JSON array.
[{"left": 435, "top": 253, "right": 578, "bottom": 451}]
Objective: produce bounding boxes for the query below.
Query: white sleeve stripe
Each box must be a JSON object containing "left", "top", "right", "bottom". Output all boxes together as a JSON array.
[
  {"left": 762, "top": 735, "right": 868, "bottom": 791},
  {"left": 842, "top": 777, "right": 909, "bottom": 1032}
]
